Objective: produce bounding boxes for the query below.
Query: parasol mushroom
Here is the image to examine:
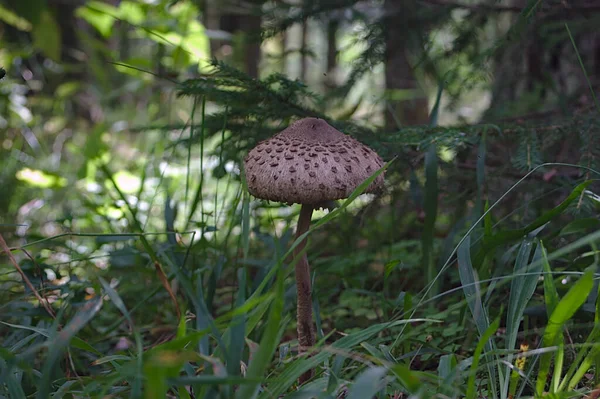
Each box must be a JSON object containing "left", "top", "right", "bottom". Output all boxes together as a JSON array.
[{"left": 244, "top": 117, "right": 384, "bottom": 382}]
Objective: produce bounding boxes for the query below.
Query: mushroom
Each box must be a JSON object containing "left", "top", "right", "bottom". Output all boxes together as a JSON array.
[{"left": 244, "top": 117, "right": 384, "bottom": 381}]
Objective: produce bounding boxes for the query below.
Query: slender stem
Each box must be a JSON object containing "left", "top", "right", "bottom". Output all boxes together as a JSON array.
[{"left": 294, "top": 203, "right": 315, "bottom": 383}]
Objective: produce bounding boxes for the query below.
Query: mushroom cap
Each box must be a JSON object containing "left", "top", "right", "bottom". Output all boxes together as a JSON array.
[{"left": 244, "top": 117, "right": 384, "bottom": 205}]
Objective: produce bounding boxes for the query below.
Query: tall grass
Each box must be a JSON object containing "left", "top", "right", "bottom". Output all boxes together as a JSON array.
[{"left": 2, "top": 47, "right": 600, "bottom": 398}]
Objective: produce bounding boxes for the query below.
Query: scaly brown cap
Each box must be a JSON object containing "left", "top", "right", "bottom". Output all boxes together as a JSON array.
[{"left": 244, "top": 117, "right": 384, "bottom": 205}]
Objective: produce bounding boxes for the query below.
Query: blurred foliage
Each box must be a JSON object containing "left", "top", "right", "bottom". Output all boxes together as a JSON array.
[{"left": 0, "top": 0, "right": 600, "bottom": 398}]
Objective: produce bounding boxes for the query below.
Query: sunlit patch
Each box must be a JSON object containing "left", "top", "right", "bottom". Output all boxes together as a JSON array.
[
  {"left": 16, "top": 168, "right": 67, "bottom": 188},
  {"left": 86, "top": 181, "right": 102, "bottom": 193},
  {"left": 439, "top": 145, "right": 456, "bottom": 162},
  {"left": 111, "top": 170, "right": 141, "bottom": 194},
  {"left": 97, "top": 204, "right": 125, "bottom": 219},
  {"left": 44, "top": 268, "right": 57, "bottom": 281}
]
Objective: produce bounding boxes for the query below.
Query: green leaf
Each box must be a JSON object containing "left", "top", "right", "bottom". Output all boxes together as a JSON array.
[
  {"left": 50, "top": 380, "right": 77, "bottom": 398},
  {"left": 226, "top": 268, "right": 247, "bottom": 376},
  {"left": 503, "top": 239, "right": 543, "bottom": 398},
  {"left": 438, "top": 353, "right": 457, "bottom": 382},
  {"left": 559, "top": 218, "right": 600, "bottom": 236},
  {"left": 258, "top": 319, "right": 439, "bottom": 399},
  {"left": 476, "top": 131, "right": 487, "bottom": 217},
  {"left": 458, "top": 235, "right": 500, "bottom": 399},
  {"left": 32, "top": 10, "right": 61, "bottom": 61},
  {"left": 423, "top": 144, "right": 439, "bottom": 296},
  {"left": 241, "top": 188, "right": 250, "bottom": 259},
  {"left": 168, "top": 375, "right": 262, "bottom": 385},
  {"left": 483, "top": 200, "right": 492, "bottom": 238},
  {"left": 37, "top": 296, "right": 104, "bottom": 399},
  {"left": 144, "top": 351, "right": 201, "bottom": 399},
  {"left": 0, "top": 4, "right": 32, "bottom": 31},
  {"left": 0, "top": 357, "right": 26, "bottom": 399},
  {"left": 99, "top": 277, "right": 133, "bottom": 327},
  {"left": 235, "top": 257, "right": 286, "bottom": 399},
  {"left": 75, "top": 3, "right": 115, "bottom": 38},
  {"left": 428, "top": 79, "right": 444, "bottom": 128},
  {"left": 505, "top": 240, "right": 539, "bottom": 350},
  {"left": 390, "top": 363, "right": 422, "bottom": 393},
  {"left": 475, "top": 180, "right": 593, "bottom": 262},
  {"left": 466, "top": 316, "right": 500, "bottom": 399},
  {"left": 458, "top": 236, "right": 490, "bottom": 338},
  {"left": 346, "top": 366, "right": 387, "bottom": 399},
  {"left": 536, "top": 268, "right": 594, "bottom": 395},
  {"left": 326, "top": 355, "right": 345, "bottom": 394},
  {"left": 99, "top": 276, "right": 143, "bottom": 396},
  {"left": 384, "top": 260, "right": 401, "bottom": 279},
  {"left": 541, "top": 242, "right": 559, "bottom": 318}
]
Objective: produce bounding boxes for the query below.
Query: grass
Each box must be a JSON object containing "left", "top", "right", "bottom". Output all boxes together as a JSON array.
[
  {"left": 2, "top": 27, "right": 600, "bottom": 399},
  {"left": 2, "top": 112, "right": 600, "bottom": 398}
]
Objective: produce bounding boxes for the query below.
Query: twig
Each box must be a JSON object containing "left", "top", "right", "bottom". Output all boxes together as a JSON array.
[
  {"left": 418, "top": 0, "right": 600, "bottom": 13},
  {"left": 0, "top": 233, "right": 56, "bottom": 318}
]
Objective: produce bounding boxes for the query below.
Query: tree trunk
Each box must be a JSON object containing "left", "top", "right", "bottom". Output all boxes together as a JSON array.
[
  {"left": 218, "top": 2, "right": 263, "bottom": 78},
  {"left": 300, "top": 18, "right": 308, "bottom": 82},
  {"left": 241, "top": 12, "right": 262, "bottom": 78},
  {"left": 324, "top": 18, "right": 339, "bottom": 88},
  {"left": 383, "top": 0, "right": 429, "bottom": 129}
]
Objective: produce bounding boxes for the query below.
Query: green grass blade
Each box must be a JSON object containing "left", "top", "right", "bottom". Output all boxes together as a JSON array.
[
  {"left": 184, "top": 95, "right": 198, "bottom": 219},
  {"left": 565, "top": 325, "right": 600, "bottom": 390},
  {"left": 195, "top": 276, "right": 211, "bottom": 356},
  {"left": 458, "top": 235, "right": 490, "bottom": 340},
  {"left": 502, "top": 239, "right": 542, "bottom": 396},
  {"left": 37, "top": 296, "right": 104, "bottom": 399},
  {"left": 475, "top": 180, "right": 593, "bottom": 262},
  {"left": 438, "top": 354, "right": 458, "bottom": 397},
  {"left": 503, "top": 239, "right": 543, "bottom": 396},
  {"left": 466, "top": 316, "right": 500, "bottom": 399},
  {"left": 227, "top": 267, "right": 247, "bottom": 377},
  {"left": 257, "top": 319, "right": 440, "bottom": 399},
  {"left": 0, "top": 358, "right": 26, "bottom": 399},
  {"left": 565, "top": 23, "right": 600, "bottom": 113},
  {"left": 168, "top": 375, "right": 263, "bottom": 385},
  {"left": 50, "top": 380, "right": 77, "bottom": 398},
  {"left": 184, "top": 96, "right": 207, "bottom": 230},
  {"left": 158, "top": 249, "right": 226, "bottom": 356},
  {"left": 552, "top": 340, "right": 565, "bottom": 392},
  {"left": 428, "top": 78, "right": 444, "bottom": 128},
  {"left": 458, "top": 235, "right": 499, "bottom": 399},
  {"left": 505, "top": 239, "right": 535, "bottom": 347},
  {"left": 241, "top": 182, "right": 250, "bottom": 259},
  {"left": 235, "top": 251, "right": 286, "bottom": 399},
  {"left": 345, "top": 366, "right": 387, "bottom": 399},
  {"left": 484, "top": 200, "right": 492, "bottom": 238},
  {"left": 423, "top": 144, "right": 439, "bottom": 297},
  {"left": 438, "top": 353, "right": 457, "bottom": 382},
  {"left": 560, "top": 245, "right": 600, "bottom": 391},
  {"left": 474, "top": 129, "right": 487, "bottom": 222},
  {"left": 541, "top": 242, "right": 560, "bottom": 318},
  {"left": 98, "top": 277, "right": 143, "bottom": 397},
  {"left": 535, "top": 268, "right": 594, "bottom": 395},
  {"left": 143, "top": 351, "right": 201, "bottom": 399},
  {"left": 99, "top": 277, "right": 133, "bottom": 327},
  {"left": 326, "top": 355, "right": 345, "bottom": 394}
]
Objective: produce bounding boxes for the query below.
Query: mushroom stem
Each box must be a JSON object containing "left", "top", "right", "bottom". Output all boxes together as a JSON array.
[{"left": 294, "top": 203, "right": 316, "bottom": 383}]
